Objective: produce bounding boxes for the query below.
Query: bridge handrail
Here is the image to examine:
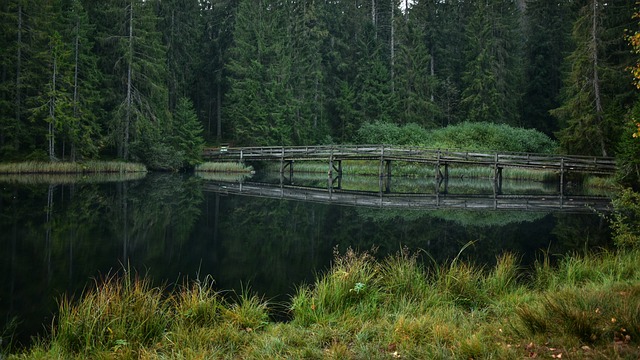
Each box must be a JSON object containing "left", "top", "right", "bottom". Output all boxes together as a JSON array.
[{"left": 203, "top": 145, "right": 616, "bottom": 170}]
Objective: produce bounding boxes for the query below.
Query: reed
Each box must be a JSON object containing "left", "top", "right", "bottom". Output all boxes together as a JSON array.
[
  {"left": 195, "top": 162, "right": 253, "bottom": 173},
  {"left": 0, "top": 161, "right": 147, "bottom": 174}
]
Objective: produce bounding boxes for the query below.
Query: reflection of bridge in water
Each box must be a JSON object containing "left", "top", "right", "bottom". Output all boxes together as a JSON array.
[
  {"left": 202, "top": 178, "right": 612, "bottom": 213},
  {"left": 204, "top": 145, "right": 617, "bottom": 196}
]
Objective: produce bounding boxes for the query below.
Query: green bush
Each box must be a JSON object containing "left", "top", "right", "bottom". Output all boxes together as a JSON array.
[
  {"left": 611, "top": 188, "right": 640, "bottom": 248},
  {"left": 355, "top": 121, "right": 558, "bottom": 153},
  {"left": 427, "top": 122, "right": 558, "bottom": 153}
]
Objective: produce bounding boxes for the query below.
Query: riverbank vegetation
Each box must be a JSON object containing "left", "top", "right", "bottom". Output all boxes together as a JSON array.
[
  {"left": 195, "top": 162, "right": 253, "bottom": 173},
  {"left": 6, "top": 247, "right": 639, "bottom": 359},
  {"left": 0, "top": 161, "right": 146, "bottom": 174}
]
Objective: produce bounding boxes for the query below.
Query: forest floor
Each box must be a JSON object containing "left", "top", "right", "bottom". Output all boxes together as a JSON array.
[{"left": 6, "top": 248, "right": 640, "bottom": 359}]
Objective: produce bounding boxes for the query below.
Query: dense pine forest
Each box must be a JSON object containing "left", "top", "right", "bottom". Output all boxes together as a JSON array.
[{"left": 1, "top": 0, "right": 639, "bottom": 179}]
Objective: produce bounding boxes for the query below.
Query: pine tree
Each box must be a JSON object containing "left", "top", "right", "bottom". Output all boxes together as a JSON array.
[
  {"left": 225, "top": 0, "right": 293, "bottom": 146},
  {"left": 460, "top": 0, "right": 524, "bottom": 125},
  {"left": 0, "top": 1, "right": 19, "bottom": 156},
  {"left": 394, "top": 4, "right": 441, "bottom": 128},
  {"left": 172, "top": 97, "right": 204, "bottom": 168},
  {"left": 62, "top": 0, "right": 102, "bottom": 160},
  {"left": 92, "top": 0, "right": 170, "bottom": 163},
  {"left": 552, "top": 0, "right": 631, "bottom": 156},
  {"left": 195, "top": 0, "right": 239, "bottom": 142},
  {"left": 158, "top": 0, "right": 201, "bottom": 112},
  {"left": 521, "top": 0, "right": 574, "bottom": 136}
]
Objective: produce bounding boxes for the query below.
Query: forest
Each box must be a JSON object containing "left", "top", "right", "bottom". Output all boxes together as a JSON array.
[{"left": 1, "top": 0, "right": 639, "bottom": 179}]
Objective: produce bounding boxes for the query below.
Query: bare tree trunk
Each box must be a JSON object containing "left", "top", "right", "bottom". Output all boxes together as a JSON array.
[
  {"left": 371, "top": 0, "right": 376, "bottom": 26},
  {"left": 390, "top": 0, "right": 395, "bottom": 93},
  {"left": 15, "top": 4, "right": 22, "bottom": 151},
  {"left": 216, "top": 30, "right": 222, "bottom": 142},
  {"left": 49, "top": 51, "right": 57, "bottom": 161},
  {"left": 124, "top": 1, "right": 134, "bottom": 160},
  {"left": 430, "top": 48, "right": 435, "bottom": 102},
  {"left": 71, "top": 21, "right": 80, "bottom": 162},
  {"left": 591, "top": 0, "right": 606, "bottom": 156}
]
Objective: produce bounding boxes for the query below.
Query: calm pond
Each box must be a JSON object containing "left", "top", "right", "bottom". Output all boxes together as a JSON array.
[{"left": 0, "top": 172, "right": 613, "bottom": 347}]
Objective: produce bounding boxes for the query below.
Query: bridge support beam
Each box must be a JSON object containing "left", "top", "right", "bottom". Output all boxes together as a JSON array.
[
  {"left": 493, "top": 167, "right": 503, "bottom": 195},
  {"left": 435, "top": 163, "right": 448, "bottom": 181},
  {"left": 280, "top": 160, "right": 293, "bottom": 177}
]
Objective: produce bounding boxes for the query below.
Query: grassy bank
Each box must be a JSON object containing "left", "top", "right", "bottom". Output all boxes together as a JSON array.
[
  {"left": 8, "top": 248, "right": 640, "bottom": 359},
  {"left": 195, "top": 162, "right": 253, "bottom": 173},
  {"left": 0, "top": 172, "right": 147, "bottom": 184},
  {"left": 0, "top": 161, "right": 147, "bottom": 174}
]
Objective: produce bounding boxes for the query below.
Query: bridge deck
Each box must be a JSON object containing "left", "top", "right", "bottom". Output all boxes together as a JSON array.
[{"left": 204, "top": 145, "right": 616, "bottom": 175}]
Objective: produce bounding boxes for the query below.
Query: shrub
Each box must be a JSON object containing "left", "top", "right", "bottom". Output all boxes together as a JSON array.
[
  {"left": 427, "top": 122, "right": 558, "bottom": 153},
  {"left": 355, "top": 121, "right": 558, "bottom": 153},
  {"left": 611, "top": 188, "right": 640, "bottom": 248}
]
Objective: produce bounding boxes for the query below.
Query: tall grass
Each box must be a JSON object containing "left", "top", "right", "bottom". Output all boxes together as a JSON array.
[
  {"left": 195, "top": 162, "right": 253, "bottom": 173},
  {"left": 52, "top": 272, "right": 171, "bottom": 356},
  {"left": 0, "top": 161, "right": 147, "bottom": 174},
  {"left": 12, "top": 249, "right": 640, "bottom": 359},
  {"left": 0, "top": 172, "right": 146, "bottom": 184}
]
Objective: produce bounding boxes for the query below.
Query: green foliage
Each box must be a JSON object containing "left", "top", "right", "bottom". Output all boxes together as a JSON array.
[
  {"left": 617, "top": 102, "right": 640, "bottom": 187},
  {"left": 356, "top": 121, "right": 558, "bottom": 153},
  {"left": 355, "top": 121, "right": 430, "bottom": 145},
  {"left": 461, "top": 0, "right": 523, "bottom": 126},
  {"left": 172, "top": 97, "right": 205, "bottom": 169},
  {"left": 611, "top": 188, "right": 640, "bottom": 248},
  {"left": 427, "top": 122, "right": 558, "bottom": 153}
]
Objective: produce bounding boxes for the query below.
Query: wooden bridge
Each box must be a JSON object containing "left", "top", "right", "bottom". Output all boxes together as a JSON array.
[
  {"left": 202, "top": 180, "right": 611, "bottom": 213},
  {"left": 203, "top": 145, "right": 616, "bottom": 193}
]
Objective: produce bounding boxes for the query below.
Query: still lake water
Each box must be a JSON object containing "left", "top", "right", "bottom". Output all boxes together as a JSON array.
[{"left": 0, "top": 172, "right": 613, "bottom": 346}]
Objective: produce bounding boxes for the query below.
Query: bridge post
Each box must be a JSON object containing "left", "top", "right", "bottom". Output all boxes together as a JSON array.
[
  {"left": 436, "top": 150, "right": 442, "bottom": 180},
  {"left": 329, "top": 149, "right": 334, "bottom": 177},
  {"left": 279, "top": 147, "right": 285, "bottom": 174},
  {"left": 560, "top": 157, "right": 565, "bottom": 196},
  {"left": 379, "top": 146, "right": 385, "bottom": 178},
  {"left": 385, "top": 160, "right": 392, "bottom": 178}
]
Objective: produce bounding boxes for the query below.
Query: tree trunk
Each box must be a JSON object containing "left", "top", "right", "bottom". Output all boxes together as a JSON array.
[
  {"left": 124, "top": 1, "right": 134, "bottom": 160},
  {"left": 49, "top": 49, "right": 57, "bottom": 161},
  {"left": 591, "top": 0, "right": 606, "bottom": 157},
  {"left": 15, "top": 4, "right": 22, "bottom": 151},
  {"left": 372, "top": 0, "right": 376, "bottom": 26},
  {"left": 71, "top": 21, "right": 80, "bottom": 162},
  {"left": 390, "top": 0, "right": 395, "bottom": 93}
]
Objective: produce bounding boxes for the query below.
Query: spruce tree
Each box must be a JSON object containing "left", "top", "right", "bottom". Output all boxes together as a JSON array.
[
  {"left": 460, "top": 0, "right": 524, "bottom": 125},
  {"left": 522, "top": 0, "right": 574, "bottom": 136},
  {"left": 172, "top": 97, "right": 204, "bottom": 169},
  {"left": 552, "top": 0, "right": 622, "bottom": 156}
]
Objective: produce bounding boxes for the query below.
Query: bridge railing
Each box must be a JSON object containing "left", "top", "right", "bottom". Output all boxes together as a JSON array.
[{"left": 203, "top": 145, "right": 616, "bottom": 173}]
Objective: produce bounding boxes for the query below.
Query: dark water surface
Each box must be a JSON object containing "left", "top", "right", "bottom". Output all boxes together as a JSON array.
[{"left": 0, "top": 173, "right": 612, "bottom": 347}]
